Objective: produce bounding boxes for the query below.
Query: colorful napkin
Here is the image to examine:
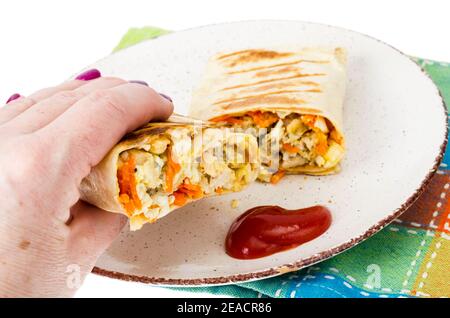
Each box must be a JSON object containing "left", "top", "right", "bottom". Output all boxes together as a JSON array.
[{"left": 115, "top": 27, "right": 450, "bottom": 298}]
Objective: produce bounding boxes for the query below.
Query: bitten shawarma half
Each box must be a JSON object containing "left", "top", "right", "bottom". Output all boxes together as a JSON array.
[{"left": 80, "top": 114, "right": 260, "bottom": 230}]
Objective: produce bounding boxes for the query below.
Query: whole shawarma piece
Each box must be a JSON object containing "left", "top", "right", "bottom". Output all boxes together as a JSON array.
[{"left": 190, "top": 47, "right": 346, "bottom": 183}]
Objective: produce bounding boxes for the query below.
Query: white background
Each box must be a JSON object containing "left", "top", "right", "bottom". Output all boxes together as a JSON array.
[{"left": 0, "top": 0, "right": 449, "bottom": 298}]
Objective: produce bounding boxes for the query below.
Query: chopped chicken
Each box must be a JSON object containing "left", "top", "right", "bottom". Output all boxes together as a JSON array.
[
  {"left": 117, "top": 127, "right": 259, "bottom": 230},
  {"left": 211, "top": 111, "right": 344, "bottom": 182}
]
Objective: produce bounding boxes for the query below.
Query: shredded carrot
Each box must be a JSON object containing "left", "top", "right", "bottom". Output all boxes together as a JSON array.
[
  {"left": 315, "top": 131, "right": 329, "bottom": 156},
  {"left": 180, "top": 182, "right": 202, "bottom": 192},
  {"left": 179, "top": 185, "right": 203, "bottom": 198},
  {"left": 117, "top": 155, "right": 142, "bottom": 216},
  {"left": 173, "top": 191, "right": 188, "bottom": 206},
  {"left": 177, "top": 179, "right": 204, "bottom": 199},
  {"left": 270, "top": 170, "right": 286, "bottom": 184},
  {"left": 247, "top": 111, "right": 279, "bottom": 128},
  {"left": 330, "top": 129, "right": 343, "bottom": 145},
  {"left": 165, "top": 146, "right": 181, "bottom": 193},
  {"left": 282, "top": 143, "right": 300, "bottom": 154},
  {"left": 172, "top": 178, "right": 204, "bottom": 206},
  {"left": 210, "top": 114, "right": 243, "bottom": 125},
  {"left": 301, "top": 115, "right": 316, "bottom": 128}
]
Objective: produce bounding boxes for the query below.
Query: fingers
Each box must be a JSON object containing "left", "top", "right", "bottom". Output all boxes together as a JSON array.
[
  {"left": 0, "top": 80, "right": 87, "bottom": 125},
  {"left": 0, "top": 96, "right": 35, "bottom": 125},
  {"left": 38, "top": 82, "right": 173, "bottom": 178},
  {"left": 68, "top": 201, "right": 127, "bottom": 261},
  {"left": 28, "top": 80, "right": 88, "bottom": 102},
  {"left": 3, "top": 77, "right": 127, "bottom": 133}
]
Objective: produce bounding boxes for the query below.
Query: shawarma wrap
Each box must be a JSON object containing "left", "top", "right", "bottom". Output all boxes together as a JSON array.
[
  {"left": 80, "top": 114, "right": 260, "bottom": 230},
  {"left": 190, "top": 47, "right": 347, "bottom": 183}
]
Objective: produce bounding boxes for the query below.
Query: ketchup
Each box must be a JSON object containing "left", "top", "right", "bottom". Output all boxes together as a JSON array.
[{"left": 225, "top": 205, "right": 332, "bottom": 259}]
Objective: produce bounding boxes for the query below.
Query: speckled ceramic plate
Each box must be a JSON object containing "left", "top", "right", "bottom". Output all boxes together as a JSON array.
[{"left": 87, "top": 21, "right": 447, "bottom": 285}]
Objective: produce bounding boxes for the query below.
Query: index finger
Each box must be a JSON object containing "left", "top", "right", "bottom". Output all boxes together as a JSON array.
[{"left": 38, "top": 83, "right": 173, "bottom": 178}]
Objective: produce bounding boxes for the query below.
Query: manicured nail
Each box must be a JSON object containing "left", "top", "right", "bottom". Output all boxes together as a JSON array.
[
  {"left": 75, "top": 68, "right": 101, "bottom": 81},
  {"left": 129, "top": 80, "right": 148, "bottom": 86},
  {"left": 6, "top": 93, "right": 21, "bottom": 104},
  {"left": 159, "top": 93, "right": 172, "bottom": 102}
]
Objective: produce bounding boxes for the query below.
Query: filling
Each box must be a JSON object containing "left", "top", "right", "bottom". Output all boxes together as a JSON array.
[
  {"left": 211, "top": 111, "right": 345, "bottom": 183},
  {"left": 117, "top": 127, "right": 258, "bottom": 230}
]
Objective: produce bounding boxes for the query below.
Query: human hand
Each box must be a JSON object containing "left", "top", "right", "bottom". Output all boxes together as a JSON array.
[{"left": 0, "top": 69, "right": 173, "bottom": 297}]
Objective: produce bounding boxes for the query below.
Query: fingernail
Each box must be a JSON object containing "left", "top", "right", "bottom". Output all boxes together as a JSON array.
[
  {"left": 159, "top": 93, "right": 172, "bottom": 102},
  {"left": 6, "top": 93, "right": 21, "bottom": 104},
  {"left": 129, "top": 80, "right": 148, "bottom": 86},
  {"left": 75, "top": 68, "right": 101, "bottom": 81}
]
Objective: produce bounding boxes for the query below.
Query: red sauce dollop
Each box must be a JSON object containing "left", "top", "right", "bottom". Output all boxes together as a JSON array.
[{"left": 225, "top": 205, "right": 332, "bottom": 259}]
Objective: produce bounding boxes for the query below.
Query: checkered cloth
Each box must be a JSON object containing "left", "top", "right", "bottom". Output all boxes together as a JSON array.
[{"left": 115, "top": 28, "right": 450, "bottom": 298}]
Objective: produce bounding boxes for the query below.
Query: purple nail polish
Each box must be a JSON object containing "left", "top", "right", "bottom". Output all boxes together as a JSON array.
[
  {"left": 6, "top": 93, "right": 21, "bottom": 104},
  {"left": 75, "top": 68, "right": 101, "bottom": 81},
  {"left": 159, "top": 93, "right": 172, "bottom": 102},
  {"left": 130, "top": 80, "right": 148, "bottom": 86}
]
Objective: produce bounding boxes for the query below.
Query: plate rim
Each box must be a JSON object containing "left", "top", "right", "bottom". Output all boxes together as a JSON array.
[{"left": 91, "top": 19, "right": 449, "bottom": 286}]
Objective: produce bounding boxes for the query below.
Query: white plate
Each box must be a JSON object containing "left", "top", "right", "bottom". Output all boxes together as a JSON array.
[{"left": 89, "top": 21, "right": 447, "bottom": 285}]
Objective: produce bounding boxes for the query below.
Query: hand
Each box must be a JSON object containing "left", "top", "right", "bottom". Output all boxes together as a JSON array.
[{"left": 0, "top": 69, "right": 173, "bottom": 297}]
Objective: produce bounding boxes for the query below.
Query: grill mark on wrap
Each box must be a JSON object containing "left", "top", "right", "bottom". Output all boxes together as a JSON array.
[
  {"left": 217, "top": 49, "right": 294, "bottom": 67},
  {"left": 122, "top": 126, "right": 169, "bottom": 142},
  {"left": 213, "top": 89, "right": 322, "bottom": 106},
  {"left": 226, "top": 59, "right": 329, "bottom": 75},
  {"left": 215, "top": 49, "right": 328, "bottom": 111},
  {"left": 220, "top": 95, "right": 307, "bottom": 109},
  {"left": 236, "top": 80, "right": 321, "bottom": 94},
  {"left": 254, "top": 66, "right": 300, "bottom": 77},
  {"left": 221, "top": 73, "right": 326, "bottom": 91}
]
